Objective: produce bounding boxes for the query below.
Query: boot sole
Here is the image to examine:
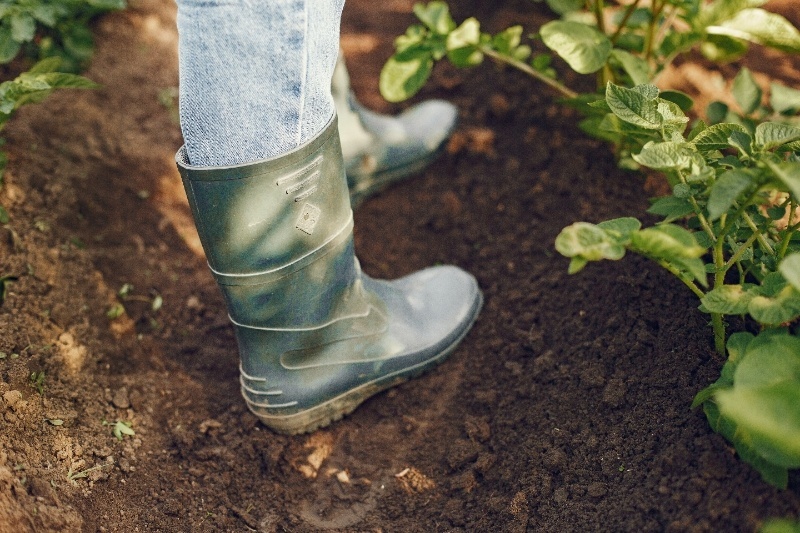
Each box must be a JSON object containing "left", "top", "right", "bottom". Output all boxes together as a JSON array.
[{"left": 249, "top": 291, "right": 483, "bottom": 435}]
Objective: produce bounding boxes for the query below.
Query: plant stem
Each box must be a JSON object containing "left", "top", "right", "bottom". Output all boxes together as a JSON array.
[
  {"left": 480, "top": 47, "right": 578, "bottom": 99},
  {"left": 644, "top": 0, "right": 664, "bottom": 62},
  {"left": 677, "top": 170, "right": 716, "bottom": 242},
  {"left": 610, "top": 0, "right": 642, "bottom": 44},
  {"left": 594, "top": 0, "right": 606, "bottom": 35},
  {"left": 691, "top": 197, "right": 717, "bottom": 242},
  {"left": 710, "top": 313, "right": 726, "bottom": 355},
  {"left": 742, "top": 211, "right": 775, "bottom": 256},
  {"left": 652, "top": 4, "right": 679, "bottom": 57},
  {"left": 724, "top": 232, "right": 759, "bottom": 270},
  {"left": 655, "top": 258, "right": 705, "bottom": 299},
  {"left": 777, "top": 199, "right": 797, "bottom": 259}
]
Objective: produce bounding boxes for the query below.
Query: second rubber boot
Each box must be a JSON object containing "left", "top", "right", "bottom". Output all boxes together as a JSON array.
[
  {"left": 333, "top": 53, "right": 459, "bottom": 206},
  {"left": 176, "top": 116, "right": 482, "bottom": 434}
]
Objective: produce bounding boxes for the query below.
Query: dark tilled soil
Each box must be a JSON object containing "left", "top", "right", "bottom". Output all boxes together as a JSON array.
[{"left": 1, "top": 0, "right": 799, "bottom": 531}]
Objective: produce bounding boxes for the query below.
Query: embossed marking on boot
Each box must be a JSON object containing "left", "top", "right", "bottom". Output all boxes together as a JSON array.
[
  {"left": 296, "top": 202, "right": 321, "bottom": 235},
  {"left": 276, "top": 155, "right": 322, "bottom": 202},
  {"left": 239, "top": 365, "right": 298, "bottom": 408}
]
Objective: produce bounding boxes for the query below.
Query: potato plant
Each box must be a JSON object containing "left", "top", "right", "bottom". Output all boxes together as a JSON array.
[
  {"left": 0, "top": 0, "right": 124, "bottom": 222},
  {"left": 0, "top": 0, "right": 126, "bottom": 71},
  {"left": 0, "top": 57, "right": 97, "bottom": 221},
  {"left": 556, "top": 81, "right": 800, "bottom": 488},
  {"left": 380, "top": 1, "right": 800, "bottom": 489}
]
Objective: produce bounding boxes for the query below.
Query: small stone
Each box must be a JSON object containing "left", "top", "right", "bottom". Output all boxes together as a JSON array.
[
  {"left": 3, "top": 390, "right": 23, "bottom": 411},
  {"left": 112, "top": 387, "right": 131, "bottom": 409}
]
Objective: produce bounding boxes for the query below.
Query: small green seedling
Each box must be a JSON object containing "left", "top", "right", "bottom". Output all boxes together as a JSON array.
[
  {"left": 29, "top": 370, "right": 45, "bottom": 395},
  {"left": 103, "top": 419, "right": 135, "bottom": 441},
  {"left": 106, "top": 302, "right": 125, "bottom": 320}
]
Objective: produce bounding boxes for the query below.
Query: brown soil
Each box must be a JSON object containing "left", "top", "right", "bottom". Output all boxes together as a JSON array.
[{"left": 1, "top": 0, "right": 799, "bottom": 531}]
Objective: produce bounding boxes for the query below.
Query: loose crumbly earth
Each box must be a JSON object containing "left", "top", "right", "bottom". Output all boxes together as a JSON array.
[{"left": 1, "top": 0, "right": 799, "bottom": 531}]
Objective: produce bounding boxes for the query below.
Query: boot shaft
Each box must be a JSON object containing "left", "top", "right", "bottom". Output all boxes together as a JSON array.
[{"left": 176, "top": 117, "right": 359, "bottom": 328}]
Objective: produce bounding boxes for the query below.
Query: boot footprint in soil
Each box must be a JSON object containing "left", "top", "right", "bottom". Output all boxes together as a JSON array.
[
  {"left": 333, "top": 52, "right": 458, "bottom": 207},
  {"left": 176, "top": 116, "right": 482, "bottom": 434}
]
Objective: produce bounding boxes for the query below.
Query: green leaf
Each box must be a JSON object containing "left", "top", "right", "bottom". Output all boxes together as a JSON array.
[
  {"left": 717, "top": 382, "right": 800, "bottom": 468},
  {"left": 87, "top": 0, "right": 126, "bottom": 9},
  {"left": 609, "top": 49, "right": 650, "bottom": 86},
  {"left": 690, "top": 122, "right": 749, "bottom": 151},
  {"left": 446, "top": 18, "right": 483, "bottom": 67},
  {"left": 761, "top": 519, "right": 800, "bottom": 533},
  {"left": 696, "top": 0, "right": 769, "bottom": 29},
  {"left": 728, "top": 130, "right": 753, "bottom": 156},
  {"left": 540, "top": 20, "right": 612, "bottom": 74},
  {"left": 568, "top": 256, "right": 588, "bottom": 274},
  {"left": 492, "top": 25, "right": 522, "bottom": 55},
  {"left": 0, "top": 26, "right": 22, "bottom": 63},
  {"left": 766, "top": 160, "right": 800, "bottom": 199},
  {"left": 28, "top": 57, "right": 63, "bottom": 74},
  {"left": 413, "top": 2, "right": 456, "bottom": 35},
  {"left": 660, "top": 90, "right": 694, "bottom": 113},
  {"left": 633, "top": 84, "right": 660, "bottom": 100},
  {"left": 395, "top": 24, "right": 428, "bottom": 54},
  {"left": 700, "top": 34, "right": 749, "bottom": 63},
  {"left": 727, "top": 331, "right": 755, "bottom": 365},
  {"left": 41, "top": 73, "right": 99, "bottom": 89},
  {"left": 63, "top": 25, "right": 96, "bottom": 64},
  {"left": 755, "top": 122, "right": 800, "bottom": 151},
  {"left": 647, "top": 196, "right": 694, "bottom": 223},
  {"left": 0, "top": 204, "right": 8, "bottom": 224},
  {"left": 748, "top": 285, "right": 800, "bottom": 325},
  {"left": 732, "top": 67, "right": 762, "bottom": 115},
  {"left": 10, "top": 13, "right": 36, "bottom": 43},
  {"left": 596, "top": 112, "right": 656, "bottom": 140},
  {"left": 657, "top": 100, "right": 690, "bottom": 134},
  {"left": 770, "top": 82, "right": 800, "bottom": 115},
  {"left": 605, "top": 83, "right": 662, "bottom": 130},
  {"left": 706, "top": 101, "right": 729, "bottom": 125},
  {"left": 596, "top": 217, "right": 641, "bottom": 241},
  {"left": 707, "top": 169, "right": 754, "bottom": 220},
  {"left": 30, "top": 5, "right": 58, "bottom": 27},
  {"left": 708, "top": 9, "right": 800, "bottom": 53},
  {"left": 107, "top": 303, "right": 125, "bottom": 320},
  {"left": 544, "top": 0, "right": 584, "bottom": 15},
  {"left": 733, "top": 332, "right": 800, "bottom": 390},
  {"left": 632, "top": 225, "right": 707, "bottom": 258},
  {"left": 379, "top": 54, "right": 434, "bottom": 103},
  {"left": 632, "top": 141, "right": 692, "bottom": 170},
  {"left": 701, "top": 284, "right": 755, "bottom": 314},
  {"left": 630, "top": 225, "right": 707, "bottom": 281},
  {"left": 555, "top": 222, "right": 626, "bottom": 262},
  {"left": 779, "top": 253, "right": 800, "bottom": 293}
]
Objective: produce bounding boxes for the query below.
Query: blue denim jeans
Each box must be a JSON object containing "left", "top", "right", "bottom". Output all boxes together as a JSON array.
[{"left": 175, "top": 0, "right": 345, "bottom": 167}]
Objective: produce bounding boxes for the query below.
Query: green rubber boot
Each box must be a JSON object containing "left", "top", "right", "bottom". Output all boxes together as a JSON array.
[
  {"left": 176, "top": 116, "right": 482, "bottom": 434},
  {"left": 333, "top": 53, "right": 458, "bottom": 206}
]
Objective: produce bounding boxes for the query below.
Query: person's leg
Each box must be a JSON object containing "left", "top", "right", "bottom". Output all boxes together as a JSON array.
[
  {"left": 174, "top": 0, "right": 482, "bottom": 434},
  {"left": 176, "top": 0, "right": 344, "bottom": 166}
]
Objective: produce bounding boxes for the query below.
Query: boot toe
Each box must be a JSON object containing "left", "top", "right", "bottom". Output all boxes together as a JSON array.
[
  {"left": 363, "top": 265, "right": 482, "bottom": 358},
  {"left": 346, "top": 100, "right": 459, "bottom": 205}
]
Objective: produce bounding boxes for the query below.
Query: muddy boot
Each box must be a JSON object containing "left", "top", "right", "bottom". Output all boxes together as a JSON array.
[
  {"left": 176, "top": 116, "right": 482, "bottom": 435},
  {"left": 333, "top": 53, "right": 458, "bottom": 206}
]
